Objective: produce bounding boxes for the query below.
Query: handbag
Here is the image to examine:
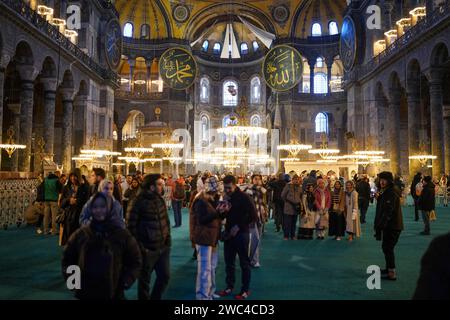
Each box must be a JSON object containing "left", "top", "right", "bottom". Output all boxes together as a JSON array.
[{"left": 429, "top": 210, "right": 437, "bottom": 221}]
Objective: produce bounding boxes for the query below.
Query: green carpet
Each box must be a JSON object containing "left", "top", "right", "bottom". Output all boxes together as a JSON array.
[{"left": 0, "top": 204, "right": 449, "bottom": 300}]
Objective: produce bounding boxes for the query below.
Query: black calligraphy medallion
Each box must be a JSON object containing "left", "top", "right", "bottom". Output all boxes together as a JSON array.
[
  {"left": 262, "top": 45, "right": 302, "bottom": 92},
  {"left": 105, "top": 19, "right": 122, "bottom": 70},
  {"left": 159, "top": 47, "right": 197, "bottom": 90},
  {"left": 340, "top": 17, "right": 357, "bottom": 72}
]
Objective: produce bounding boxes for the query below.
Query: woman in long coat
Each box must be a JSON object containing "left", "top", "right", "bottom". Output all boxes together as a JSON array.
[
  {"left": 298, "top": 184, "right": 316, "bottom": 239},
  {"left": 345, "top": 181, "right": 361, "bottom": 241},
  {"left": 60, "top": 168, "right": 89, "bottom": 246},
  {"left": 328, "top": 180, "right": 346, "bottom": 240},
  {"left": 314, "top": 178, "right": 331, "bottom": 240}
]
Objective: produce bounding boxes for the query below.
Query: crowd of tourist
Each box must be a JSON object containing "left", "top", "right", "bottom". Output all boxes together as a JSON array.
[{"left": 24, "top": 167, "right": 450, "bottom": 300}]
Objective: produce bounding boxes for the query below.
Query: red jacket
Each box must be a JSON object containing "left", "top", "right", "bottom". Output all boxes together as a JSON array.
[{"left": 314, "top": 188, "right": 331, "bottom": 211}]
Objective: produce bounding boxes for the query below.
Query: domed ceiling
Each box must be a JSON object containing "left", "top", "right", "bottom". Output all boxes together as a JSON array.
[{"left": 112, "top": 0, "right": 347, "bottom": 40}]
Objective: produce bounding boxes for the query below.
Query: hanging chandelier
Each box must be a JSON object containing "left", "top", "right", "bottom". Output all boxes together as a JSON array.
[
  {"left": 217, "top": 97, "right": 268, "bottom": 143},
  {"left": 0, "top": 127, "right": 26, "bottom": 158},
  {"left": 308, "top": 133, "right": 340, "bottom": 159}
]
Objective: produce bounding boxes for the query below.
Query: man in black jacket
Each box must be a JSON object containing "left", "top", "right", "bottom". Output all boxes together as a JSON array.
[
  {"left": 128, "top": 174, "right": 171, "bottom": 300},
  {"left": 268, "top": 173, "right": 287, "bottom": 232},
  {"left": 356, "top": 176, "right": 371, "bottom": 224},
  {"left": 374, "top": 171, "right": 404, "bottom": 281},
  {"left": 418, "top": 176, "right": 435, "bottom": 236},
  {"left": 218, "top": 175, "right": 258, "bottom": 300}
]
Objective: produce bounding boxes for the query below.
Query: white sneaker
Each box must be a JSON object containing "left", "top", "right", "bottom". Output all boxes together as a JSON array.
[
  {"left": 336, "top": 237, "right": 341, "bottom": 241},
  {"left": 253, "top": 262, "right": 261, "bottom": 268},
  {"left": 212, "top": 293, "right": 220, "bottom": 299}
]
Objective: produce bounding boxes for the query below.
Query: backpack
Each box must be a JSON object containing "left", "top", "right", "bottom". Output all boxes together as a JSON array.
[{"left": 174, "top": 181, "right": 185, "bottom": 200}]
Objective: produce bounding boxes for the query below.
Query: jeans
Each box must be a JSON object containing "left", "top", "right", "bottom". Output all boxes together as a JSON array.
[
  {"left": 421, "top": 211, "right": 430, "bottom": 233},
  {"left": 195, "top": 245, "right": 218, "bottom": 300},
  {"left": 172, "top": 200, "right": 182, "bottom": 227},
  {"left": 382, "top": 229, "right": 401, "bottom": 270},
  {"left": 283, "top": 214, "right": 298, "bottom": 239},
  {"left": 249, "top": 224, "right": 262, "bottom": 265},
  {"left": 43, "top": 201, "right": 58, "bottom": 234},
  {"left": 138, "top": 247, "right": 170, "bottom": 300},
  {"left": 358, "top": 198, "right": 369, "bottom": 223},
  {"left": 224, "top": 231, "right": 251, "bottom": 293}
]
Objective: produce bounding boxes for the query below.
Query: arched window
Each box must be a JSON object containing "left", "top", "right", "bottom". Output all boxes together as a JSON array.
[
  {"left": 314, "top": 73, "right": 328, "bottom": 94},
  {"left": 252, "top": 41, "right": 259, "bottom": 52},
  {"left": 312, "top": 23, "right": 322, "bottom": 36},
  {"left": 250, "top": 115, "right": 261, "bottom": 127},
  {"left": 123, "top": 22, "right": 133, "bottom": 37},
  {"left": 213, "top": 43, "right": 221, "bottom": 55},
  {"left": 329, "top": 21, "right": 339, "bottom": 35},
  {"left": 201, "top": 115, "right": 210, "bottom": 143},
  {"left": 223, "top": 80, "right": 238, "bottom": 106},
  {"left": 241, "top": 43, "right": 249, "bottom": 55},
  {"left": 316, "top": 57, "right": 324, "bottom": 68},
  {"left": 201, "top": 40, "right": 209, "bottom": 52},
  {"left": 250, "top": 76, "right": 261, "bottom": 104},
  {"left": 200, "top": 77, "right": 210, "bottom": 103},
  {"left": 315, "top": 112, "right": 328, "bottom": 133},
  {"left": 141, "top": 24, "right": 150, "bottom": 39}
]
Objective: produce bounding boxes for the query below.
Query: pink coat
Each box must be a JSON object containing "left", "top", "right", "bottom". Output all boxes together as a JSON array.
[{"left": 314, "top": 188, "right": 331, "bottom": 211}]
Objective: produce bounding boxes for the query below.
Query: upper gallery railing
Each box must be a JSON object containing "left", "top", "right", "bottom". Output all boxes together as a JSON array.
[
  {"left": 346, "top": 3, "right": 450, "bottom": 83},
  {"left": 0, "top": 0, "right": 117, "bottom": 82}
]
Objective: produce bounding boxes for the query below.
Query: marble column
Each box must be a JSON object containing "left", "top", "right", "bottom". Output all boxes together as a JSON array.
[
  {"left": 16, "top": 65, "right": 37, "bottom": 172},
  {"left": 383, "top": 1, "right": 394, "bottom": 31},
  {"left": 0, "top": 68, "right": 4, "bottom": 169},
  {"left": 61, "top": 88, "right": 75, "bottom": 173},
  {"left": 73, "top": 94, "right": 87, "bottom": 155},
  {"left": 309, "top": 61, "right": 315, "bottom": 94},
  {"left": 128, "top": 59, "right": 136, "bottom": 92},
  {"left": 429, "top": 69, "right": 445, "bottom": 177},
  {"left": 445, "top": 109, "right": 450, "bottom": 174},
  {"left": 7, "top": 104, "right": 21, "bottom": 172},
  {"left": 407, "top": 80, "right": 421, "bottom": 177},
  {"left": 145, "top": 59, "right": 152, "bottom": 94},
  {"left": 116, "top": 124, "right": 123, "bottom": 153},
  {"left": 41, "top": 78, "right": 58, "bottom": 158},
  {"left": 388, "top": 89, "right": 401, "bottom": 176}
]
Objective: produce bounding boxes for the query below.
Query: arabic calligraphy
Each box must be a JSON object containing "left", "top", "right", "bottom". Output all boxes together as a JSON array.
[
  {"left": 340, "top": 17, "right": 357, "bottom": 72},
  {"left": 105, "top": 19, "right": 122, "bottom": 70},
  {"left": 159, "top": 48, "right": 197, "bottom": 90},
  {"left": 263, "top": 45, "right": 302, "bottom": 91}
]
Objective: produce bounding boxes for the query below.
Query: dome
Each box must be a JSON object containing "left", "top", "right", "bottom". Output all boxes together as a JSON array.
[
  {"left": 292, "top": 0, "right": 347, "bottom": 38},
  {"left": 113, "top": 0, "right": 170, "bottom": 39}
]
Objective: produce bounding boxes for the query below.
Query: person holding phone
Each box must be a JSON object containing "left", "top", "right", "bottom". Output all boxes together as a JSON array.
[{"left": 217, "top": 175, "right": 258, "bottom": 300}]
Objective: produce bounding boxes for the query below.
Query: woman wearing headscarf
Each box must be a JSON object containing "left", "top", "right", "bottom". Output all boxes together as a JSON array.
[
  {"left": 60, "top": 168, "right": 90, "bottom": 246},
  {"left": 345, "top": 181, "right": 361, "bottom": 241},
  {"left": 62, "top": 192, "right": 142, "bottom": 300},
  {"left": 328, "top": 180, "right": 346, "bottom": 241},
  {"left": 314, "top": 178, "right": 331, "bottom": 240},
  {"left": 298, "top": 183, "right": 316, "bottom": 240},
  {"left": 190, "top": 176, "right": 224, "bottom": 300}
]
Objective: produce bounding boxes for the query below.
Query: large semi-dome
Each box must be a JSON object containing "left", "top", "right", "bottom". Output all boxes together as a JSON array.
[{"left": 292, "top": 0, "right": 347, "bottom": 38}]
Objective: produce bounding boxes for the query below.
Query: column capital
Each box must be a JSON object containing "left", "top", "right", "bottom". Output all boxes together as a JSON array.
[
  {"left": 388, "top": 88, "right": 401, "bottom": 103},
  {"left": 16, "top": 64, "right": 38, "bottom": 82},
  {"left": 40, "top": 77, "right": 58, "bottom": 92},
  {"left": 60, "top": 88, "right": 75, "bottom": 101},
  {"left": 0, "top": 53, "right": 11, "bottom": 71},
  {"left": 128, "top": 58, "right": 136, "bottom": 68},
  {"left": 426, "top": 68, "right": 444, "bottom": 84}
]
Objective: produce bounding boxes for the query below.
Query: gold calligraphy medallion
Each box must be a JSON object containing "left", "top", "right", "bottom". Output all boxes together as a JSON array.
[
  {"left": 159, "top": 47, "right": 198, "bottom": 90},
  {"left": 262, "top": 45, "right": 303, "bottom": 92}
]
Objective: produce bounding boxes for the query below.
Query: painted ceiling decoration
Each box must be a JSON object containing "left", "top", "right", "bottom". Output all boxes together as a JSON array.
[{"left": 112, "top": 0, "right": 347, "bottom": 40}]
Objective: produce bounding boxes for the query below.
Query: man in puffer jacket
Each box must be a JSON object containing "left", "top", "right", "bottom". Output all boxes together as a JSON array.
[{"left": 127, "top": 174, "right": 171, "bottom": 300}]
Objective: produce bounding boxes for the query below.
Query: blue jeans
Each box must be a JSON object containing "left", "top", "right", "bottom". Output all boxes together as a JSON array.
[
  {"left": 172, "top": 200, "right": 182, "bottom": 227},
  {"left": 195, "top": 245, "right": 218, "bottom": 300}
]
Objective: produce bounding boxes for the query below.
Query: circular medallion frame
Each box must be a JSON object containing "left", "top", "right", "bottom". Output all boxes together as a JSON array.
[
  {"left": 159, "top": 47, "right": 198, "bottom": 90},
  {"left": 340, "top": 16, "right": 357, "bottom": 72}
]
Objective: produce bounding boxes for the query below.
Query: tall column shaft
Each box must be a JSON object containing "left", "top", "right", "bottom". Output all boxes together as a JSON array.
[
  {"left": 0, "top": 70, "right": 4, "bottom": 169},
  {"left": 41, "top": 78, "right": 58, "bottom": 157},
  {"left": 61, "top": 90, "right": 74, "bottom": 173},
  {"left": 445, "top": 113, "right": 450, "bottom": 174},
  {"left": 429, "top": 71, "right": 445, "bottom": 177},
  {"left": 309, "top": 63, "right": 315, "bottom": 94},
  {"left": 388, "top": 90, "right": 401, "bottom": 176},
  {"left": 18, "top": 80, "right": 34, "bottom": 172},
  {"left": 407, "top": 87, "right": 421, "bottom": 177},
  {"left": 327, "top": 64, "right": 332, "bottom": 94}
]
